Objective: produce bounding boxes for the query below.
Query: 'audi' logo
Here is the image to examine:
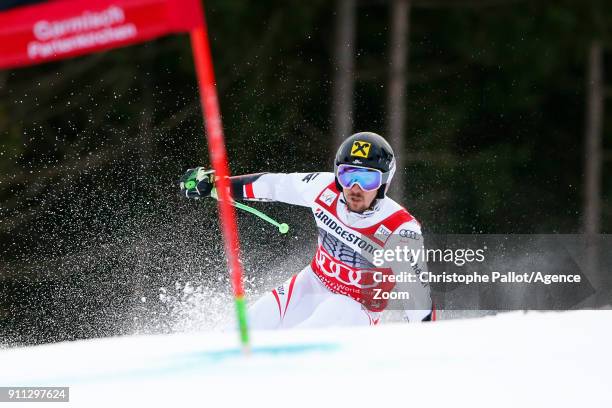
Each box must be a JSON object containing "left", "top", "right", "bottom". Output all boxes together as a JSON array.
[
  {"left": 399, "top": 229, "right": 420, "bottom": 240},
  {"left": 314, "top": 250, "right": 380, "bottom": 289}
]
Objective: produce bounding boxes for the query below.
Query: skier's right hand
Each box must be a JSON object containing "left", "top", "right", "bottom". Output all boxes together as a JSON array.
[{"left": 179, "top": 167, "right": 215, "bottom": 199}]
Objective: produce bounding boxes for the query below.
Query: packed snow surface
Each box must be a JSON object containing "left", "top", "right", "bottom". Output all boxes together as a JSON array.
[{"left": 1, "top": 310, "right": 610, "bottom": 407}]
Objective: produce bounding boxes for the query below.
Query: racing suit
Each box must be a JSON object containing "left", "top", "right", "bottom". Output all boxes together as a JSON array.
[{"left": 230, "top": 171, "right": 433, "bottom": 329}]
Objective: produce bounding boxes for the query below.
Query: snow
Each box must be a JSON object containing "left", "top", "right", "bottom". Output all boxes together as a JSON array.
[{"left": 1, "top": 310, "right": 611, "bottom": 407}]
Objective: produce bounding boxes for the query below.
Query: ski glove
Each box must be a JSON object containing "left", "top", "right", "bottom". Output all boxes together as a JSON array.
[{"left": 179, "top": 167, "right": 216, "bottom": 199}]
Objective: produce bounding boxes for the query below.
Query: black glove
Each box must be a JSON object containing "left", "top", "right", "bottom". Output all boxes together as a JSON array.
[{"left": 179, "top": 167, "right": 215, "bottom": 199}]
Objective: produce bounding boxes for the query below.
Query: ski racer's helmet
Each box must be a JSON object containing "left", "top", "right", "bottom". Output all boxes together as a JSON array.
[{"left": 334, "top": 132, "right": 396, "bottom": 199}]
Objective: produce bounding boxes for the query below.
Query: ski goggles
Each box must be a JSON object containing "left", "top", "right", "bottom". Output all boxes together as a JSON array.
[{"left": 336, "top": 164, "right": 383, "bottom": 192}]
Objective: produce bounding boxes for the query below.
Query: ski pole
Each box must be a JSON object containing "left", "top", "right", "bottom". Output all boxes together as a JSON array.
[
  {"left": 212, "top": 188, "right": 289, "bottom": 234},
  {"left": 233, "top": 202, "right": 289, "bottom": 234}
]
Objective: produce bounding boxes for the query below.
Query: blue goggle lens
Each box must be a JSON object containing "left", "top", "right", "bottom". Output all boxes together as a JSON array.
[{"left": 337, "top": 165, "right": 382, "bottom": 191}]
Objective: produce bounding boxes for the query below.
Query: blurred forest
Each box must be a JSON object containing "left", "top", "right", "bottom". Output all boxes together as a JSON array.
[{"left": 0, "top": 0, "right": 610, "bottom": 345}]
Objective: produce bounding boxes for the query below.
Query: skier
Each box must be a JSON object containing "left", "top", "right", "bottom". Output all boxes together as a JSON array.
[{"left": 180, "top": 132, "right": 433, "bottom": 329}]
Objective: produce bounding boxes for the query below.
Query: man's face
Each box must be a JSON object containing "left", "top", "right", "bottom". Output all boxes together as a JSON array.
[{"left": 343, "top": 183, "right": 378, "bottom": 213}]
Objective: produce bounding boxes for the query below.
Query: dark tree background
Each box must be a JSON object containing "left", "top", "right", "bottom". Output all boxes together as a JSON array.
[{"left": 0, "top": 0, "right": 610, "bottom": 345}]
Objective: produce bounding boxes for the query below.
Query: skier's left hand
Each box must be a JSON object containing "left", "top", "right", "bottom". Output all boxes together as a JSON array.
[{"left": 179, "top": 167, "right": 215, "bottom": 199}]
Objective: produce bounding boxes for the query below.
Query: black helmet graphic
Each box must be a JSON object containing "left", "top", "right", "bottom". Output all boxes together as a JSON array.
[{"left": 334, "top": 132, "right": 396, "bottom": 199}]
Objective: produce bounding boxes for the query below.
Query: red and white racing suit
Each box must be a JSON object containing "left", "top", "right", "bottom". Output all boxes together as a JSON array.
[{"left": 230, "top": 171, "right": 432, "bottom": 329}]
